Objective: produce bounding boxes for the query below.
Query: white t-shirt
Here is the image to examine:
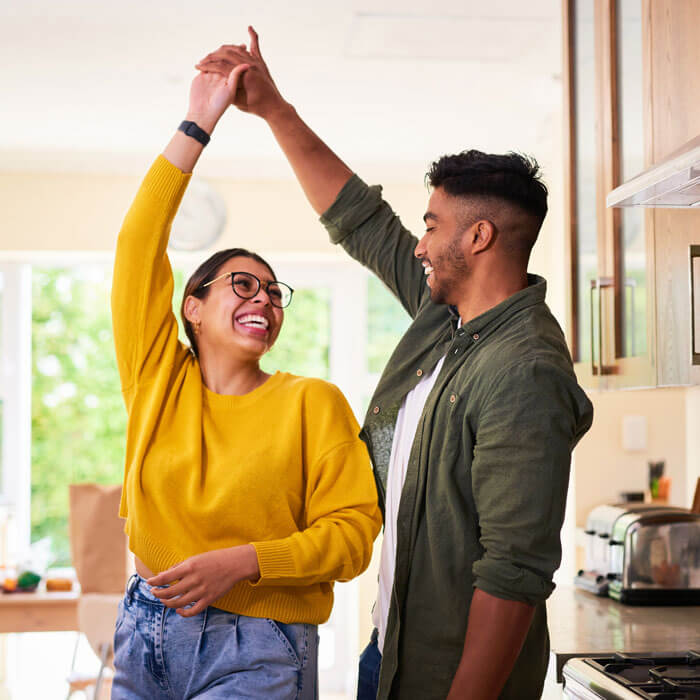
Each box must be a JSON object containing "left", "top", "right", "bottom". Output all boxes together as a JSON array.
[{"left": 372, "top": 354, "right": 446, "bottom": 653}]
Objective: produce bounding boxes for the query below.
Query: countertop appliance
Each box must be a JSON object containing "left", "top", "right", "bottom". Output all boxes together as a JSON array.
[
  {"left": 575, "top": 504, "right": 700, "bottom": 604},
  {"left": 563, "top": 651, "right": 700, "bottom": 699}
]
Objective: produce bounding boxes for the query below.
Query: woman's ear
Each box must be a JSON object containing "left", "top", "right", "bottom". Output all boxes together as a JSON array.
[{"left": 183, "top": 295, "right": 201, "bottom": 325}]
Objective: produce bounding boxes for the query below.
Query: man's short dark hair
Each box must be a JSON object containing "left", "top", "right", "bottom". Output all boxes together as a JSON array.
[{"left": 426, "top": 150, "right": 548, "bottom": 227}]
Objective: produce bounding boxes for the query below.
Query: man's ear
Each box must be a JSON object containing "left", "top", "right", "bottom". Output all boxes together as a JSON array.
[
  {"left": 183, "top": 295, "right": 201, "bottom": 325},
  {"left": 471, "top": 219, "right": 496, "bottom": 254}
]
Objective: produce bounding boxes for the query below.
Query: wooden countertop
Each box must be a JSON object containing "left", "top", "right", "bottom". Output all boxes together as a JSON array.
[
  {"left": 547, "top": 584, "right": 700, "bottom": 681},
  {"left": 0, "top": 587, "right": 79, "bottom": 633}
]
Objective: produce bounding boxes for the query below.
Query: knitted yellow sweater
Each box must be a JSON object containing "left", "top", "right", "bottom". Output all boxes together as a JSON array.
[{"left": 111, "top": 156, "right": 381, "bottom": 624}]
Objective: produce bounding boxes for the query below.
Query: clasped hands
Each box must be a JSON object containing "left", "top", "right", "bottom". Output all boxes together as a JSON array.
[{"left": 193, "top": 26, "right": 286, "bottom": 122}]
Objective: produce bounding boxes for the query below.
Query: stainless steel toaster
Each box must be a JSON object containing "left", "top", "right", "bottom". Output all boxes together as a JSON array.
[
  {"left": 607, "top": 506, "right": 700, "bottom": 604},
  {"left": 575, "top": 503, "right": 700, "bottom": 604}
]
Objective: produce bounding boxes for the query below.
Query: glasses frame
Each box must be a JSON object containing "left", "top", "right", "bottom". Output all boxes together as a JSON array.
[{"left": 199, "top": 271, "right": 294, "bottom": 309}]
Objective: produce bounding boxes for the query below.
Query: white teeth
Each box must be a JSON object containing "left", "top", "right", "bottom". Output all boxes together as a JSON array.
[
  {"left": 237, "top": 314, "right": 269, "bottom": 329},
  {"left": 424, "top": 265, "right": 434, "bottom": 275}
]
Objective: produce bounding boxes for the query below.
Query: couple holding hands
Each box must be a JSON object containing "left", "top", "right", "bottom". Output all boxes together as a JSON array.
[{"left": 111, "top": 28, "right": 592, "bottom": 700}]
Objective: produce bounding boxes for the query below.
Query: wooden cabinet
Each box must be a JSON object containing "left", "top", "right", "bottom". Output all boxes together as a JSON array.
[{"left": 563, "top": 0, "right": 700, "bottom": 388}]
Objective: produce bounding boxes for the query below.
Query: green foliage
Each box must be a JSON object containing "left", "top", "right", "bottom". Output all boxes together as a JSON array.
[
  {"left": 261, "top": 288, "right": 331, "bottom": 379},
  {"left": 367, "top": 276, "right": 411, "bottom": 374},
  {"left": 31, "top": 266, "right": 127, "bottom": 565}
]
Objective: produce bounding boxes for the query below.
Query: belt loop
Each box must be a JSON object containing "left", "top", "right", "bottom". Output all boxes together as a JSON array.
[{"left": 126, "top": 572, "right": 139, "bottom": 601}]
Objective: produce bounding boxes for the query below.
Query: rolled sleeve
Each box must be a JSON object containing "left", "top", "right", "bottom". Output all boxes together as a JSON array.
[
  {"left": 319, "top": 174, "right": 427, "bottom": 318},
  {"left": 320, "top": 174, "right": 386, "bottom": 245},
  {"left": 471, "top": 359, "right": 593, "bottom": 605}
]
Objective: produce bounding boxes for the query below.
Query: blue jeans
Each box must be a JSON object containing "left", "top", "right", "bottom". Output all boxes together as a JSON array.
[
  {"left": 112, "top": 574, "right": 318, "bottom": 699},
  {"left": 356, "top": 628, "right": 381, "bottom": 700}
]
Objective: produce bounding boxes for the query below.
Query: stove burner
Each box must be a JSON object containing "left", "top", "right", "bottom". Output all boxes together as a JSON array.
[{"left": 584, "top": 651, "right": 700, "bottom": 699}]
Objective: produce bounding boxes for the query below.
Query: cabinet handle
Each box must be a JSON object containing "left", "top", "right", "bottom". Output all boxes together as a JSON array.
[
  {"left": 590, "top": 277, "right": 616, "bottom": 376},
  {"left": 589, "top": 280, "right": 598, "bottom": 376}
]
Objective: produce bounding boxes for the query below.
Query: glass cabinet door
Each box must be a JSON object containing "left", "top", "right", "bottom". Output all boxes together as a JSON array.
[
  {"left": 615, "top": 0, "right": 648, "bottom": 362},
  {"left": 568, "top": 0, "right": 600, "bottom": 379}
]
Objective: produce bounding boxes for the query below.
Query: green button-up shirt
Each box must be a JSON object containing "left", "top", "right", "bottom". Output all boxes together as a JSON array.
[{"left": 321, "top": 175, "right": 593, "bottom": 699}]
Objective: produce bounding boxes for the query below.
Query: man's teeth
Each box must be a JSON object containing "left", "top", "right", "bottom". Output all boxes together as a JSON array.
[
  {"left": 237, "top": 314, "right": 269, "bottom": 329},
  {"left": 424, "top": 265, "right": 434, "bottom": 275}
]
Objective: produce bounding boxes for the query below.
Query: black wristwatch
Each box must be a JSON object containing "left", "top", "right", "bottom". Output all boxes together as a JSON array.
[{"left": 178, "top": 120, "right": 211, "bottom": 147}]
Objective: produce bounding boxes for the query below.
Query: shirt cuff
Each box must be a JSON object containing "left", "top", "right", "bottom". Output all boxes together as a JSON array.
[{"left": 473, "top": 558, "right": 555, "bottom": 606}]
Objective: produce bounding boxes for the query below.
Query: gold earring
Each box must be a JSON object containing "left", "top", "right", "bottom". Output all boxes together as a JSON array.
[{"left": 194, "top": 320, "right": 201, "bottom": 335}]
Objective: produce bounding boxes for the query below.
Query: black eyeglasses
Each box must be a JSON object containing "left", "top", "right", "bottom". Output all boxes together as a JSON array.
[{"left": 199, "top": 271, "right": 294, "bottom": 308}]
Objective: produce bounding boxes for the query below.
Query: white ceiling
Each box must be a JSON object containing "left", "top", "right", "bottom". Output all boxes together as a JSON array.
[{"left": 0, "top": 0, "right": 562, "bottom": 180}]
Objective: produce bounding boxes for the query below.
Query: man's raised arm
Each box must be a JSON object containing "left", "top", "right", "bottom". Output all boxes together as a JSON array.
[{"left": 197, "top": 27, "right": 352, "bottom": 214}]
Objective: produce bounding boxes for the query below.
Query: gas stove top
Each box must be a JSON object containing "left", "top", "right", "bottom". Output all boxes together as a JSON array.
[{"left": 563, "top": 651, "right": 700, "bottom": 699}]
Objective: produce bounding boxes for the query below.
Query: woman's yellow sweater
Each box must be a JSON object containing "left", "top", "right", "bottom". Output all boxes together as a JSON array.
[{"left": 111, "top": 156, "right": 381, "bottom": 624}]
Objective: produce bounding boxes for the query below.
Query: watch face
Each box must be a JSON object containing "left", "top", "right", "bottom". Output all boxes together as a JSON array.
[{"left": 169, "top": 177, "right": 227, "bottom": 251}]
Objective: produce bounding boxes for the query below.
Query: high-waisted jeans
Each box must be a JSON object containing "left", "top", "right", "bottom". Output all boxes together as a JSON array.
[{"left": 112, "top": 574, "right": 318, "bottom": 699}]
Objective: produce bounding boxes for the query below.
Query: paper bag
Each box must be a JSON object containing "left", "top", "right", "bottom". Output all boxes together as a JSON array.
[{"left": 69, "top": 483, "right": 130, "bottom": 593}]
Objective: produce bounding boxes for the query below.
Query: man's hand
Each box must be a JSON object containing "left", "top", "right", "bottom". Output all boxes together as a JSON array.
[
  {"left": 196, "top": 27, "right": 287, "bottom": 120},
  {"left": 146, "top": 545, "right": 260, "bottom": 617}
]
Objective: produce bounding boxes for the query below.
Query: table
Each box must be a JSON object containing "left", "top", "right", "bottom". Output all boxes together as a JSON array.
[
  {"left": 547, "top": 584, "right": 700, "bottom": 682},
  {"left": 0, "top": 588, "right": 79, "bottom": 633}
]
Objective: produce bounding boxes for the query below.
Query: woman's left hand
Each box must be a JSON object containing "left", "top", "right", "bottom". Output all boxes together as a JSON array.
[{"left": 147, "top": 544, "right": 260, "bottom": 617}]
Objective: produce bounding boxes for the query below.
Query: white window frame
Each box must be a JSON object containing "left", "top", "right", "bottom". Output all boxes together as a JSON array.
[{"left": 0, "top": 262, "right": 32, "bottom": 556}]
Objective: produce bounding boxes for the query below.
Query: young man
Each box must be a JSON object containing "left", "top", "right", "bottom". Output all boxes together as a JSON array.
[{"left": 197, "top": 29, "right": 593, "bottom": 700}]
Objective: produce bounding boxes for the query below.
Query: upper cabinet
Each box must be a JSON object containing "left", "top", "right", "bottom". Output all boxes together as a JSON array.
[{"left": 563, "top": 0, "right": 700, "bottom": 389}]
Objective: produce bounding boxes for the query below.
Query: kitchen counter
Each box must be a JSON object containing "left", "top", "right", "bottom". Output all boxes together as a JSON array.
[{"left": 546, "top": 584, "right": 700, "bottom": 682}]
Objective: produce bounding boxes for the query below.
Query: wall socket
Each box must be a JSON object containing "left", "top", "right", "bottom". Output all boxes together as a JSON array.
[{"left": 622, "top": 414, "right": 648, "bottom": 451}]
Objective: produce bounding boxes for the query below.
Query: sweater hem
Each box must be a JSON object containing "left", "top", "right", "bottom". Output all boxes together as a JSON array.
[{"left": 125, "top": 521, "right": 333, "bottom": 624}]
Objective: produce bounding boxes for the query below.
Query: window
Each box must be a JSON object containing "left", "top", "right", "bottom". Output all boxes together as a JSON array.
[
  {"left": 31, "top": 265, "right": 126, "bottom": 564},
  {"left": 2, "top": 256, "right": 414, "bottom": 697}
]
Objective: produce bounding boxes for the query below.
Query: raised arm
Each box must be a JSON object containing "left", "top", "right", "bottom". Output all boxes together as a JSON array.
[
  {"left": 111, "top": 64, "right": 248, "bottom": 394},
  {"left": 197, "top": 28, "right": 352, "bottom": 214}
]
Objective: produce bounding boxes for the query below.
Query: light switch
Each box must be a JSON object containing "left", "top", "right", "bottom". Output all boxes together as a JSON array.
[{"left": 622, "top": 414, "right": 647, "bottom": 451}]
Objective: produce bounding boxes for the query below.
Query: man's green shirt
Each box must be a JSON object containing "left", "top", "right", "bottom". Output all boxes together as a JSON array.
[{"left": 321, "top": 175, "right": 593, "bottom": 699}]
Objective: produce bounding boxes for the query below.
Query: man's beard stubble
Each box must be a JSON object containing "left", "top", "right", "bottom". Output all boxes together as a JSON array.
[{"left": 429, "top": 234, "right": 469, "bottom": 306}]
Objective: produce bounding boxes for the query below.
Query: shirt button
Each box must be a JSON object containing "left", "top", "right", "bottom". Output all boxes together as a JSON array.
[
  {"left": 372, "top": 406, "right": 380, "bottom": 415},
  {"left": 449, "top": 394, "right": 456, "bottom": 403},
  {"left": 473, "top": 333, "right": 480, "bottom": 340},
  {"left": 453, "top": 348, "right": 459, "bottom": 354},
  {"left": 416, "top": 369, "right": 423, "bottom": 377}
]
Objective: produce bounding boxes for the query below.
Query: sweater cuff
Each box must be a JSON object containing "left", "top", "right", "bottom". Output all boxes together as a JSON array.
[
  {"left": 319, "top": 174, "right": 384, "bottom": 244},
  {"left": 143, "top": 155, "right": 192, "bottom": 205},
  {"left": 250, "top": 539, "right": 297, "bottom": 584}
]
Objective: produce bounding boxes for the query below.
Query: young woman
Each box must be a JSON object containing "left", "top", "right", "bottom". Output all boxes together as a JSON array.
[{"left": 110, "top": 62, "right": 381, "bottom": 699}]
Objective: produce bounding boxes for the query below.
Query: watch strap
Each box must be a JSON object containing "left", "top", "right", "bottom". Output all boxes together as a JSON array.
[{"left": 178, "top": 120, "right": 211, "bottom": 147}]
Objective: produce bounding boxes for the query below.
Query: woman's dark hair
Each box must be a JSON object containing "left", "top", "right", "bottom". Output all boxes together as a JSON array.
[{"left": 180, "top": 248, "right": 277, "bottom": 357}]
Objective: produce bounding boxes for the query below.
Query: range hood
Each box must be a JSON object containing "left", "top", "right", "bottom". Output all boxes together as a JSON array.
[{"left": 607, "top": 134, "right": 700, "bottom": 208}]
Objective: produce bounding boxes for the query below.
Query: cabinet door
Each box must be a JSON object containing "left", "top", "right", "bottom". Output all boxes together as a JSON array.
[
  {"left": 608, "top": 0, "right": 655, "bottom": 387},
  {"left": 564, "top": 0, "right": 601, "bottom": 388},
  {"left": 564, "top": 0, "right": 655, "bottom": 388}
]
